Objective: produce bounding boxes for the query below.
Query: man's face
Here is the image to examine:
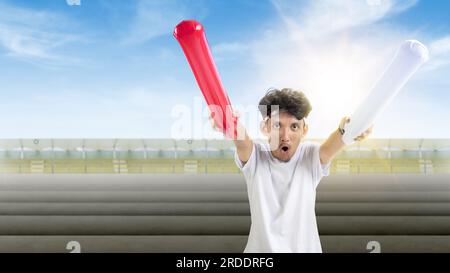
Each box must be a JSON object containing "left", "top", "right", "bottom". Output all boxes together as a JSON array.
[{"left": 264, "top": 112, "right": 308, "bottom": 162}]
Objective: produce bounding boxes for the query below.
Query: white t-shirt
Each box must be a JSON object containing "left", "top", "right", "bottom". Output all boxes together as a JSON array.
[{"left": 235, "top": 141, "right": 331, "bottom": 253}]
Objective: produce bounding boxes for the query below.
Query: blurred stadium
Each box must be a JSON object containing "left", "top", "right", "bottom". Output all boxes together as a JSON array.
[
  {"left": 0, "top": 138, "right": 449, "bottom": 253},
  {"left": 1, "top": 139, "right": 449, "bottom": 174}
]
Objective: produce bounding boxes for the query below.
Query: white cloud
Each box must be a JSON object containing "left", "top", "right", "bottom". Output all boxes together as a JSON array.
[
  {"left": 212, "top": 42, "right": 250, "bottom": 55},
  {"left": 0, "top": 2, "right": 84, "bottom": 66},
  {"left": 272, "top": 0, "right": 418, "bottom": 37},
  {"left": 425, "top": 36, "right": 450, "bottom": 71},
  {"left": 122, "top": 0, "right": 207, "bottom": 45},
  {"left": 430, "top": 36, "right": 450, "bottom": 55}
]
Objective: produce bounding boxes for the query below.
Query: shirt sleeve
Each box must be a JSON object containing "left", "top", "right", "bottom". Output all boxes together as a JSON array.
[
  {"left": 310, "top": 142, "right": 331, "bottom": 189},
  {"left": 234, "top": 142, "right": 258, "bottom": 189}
]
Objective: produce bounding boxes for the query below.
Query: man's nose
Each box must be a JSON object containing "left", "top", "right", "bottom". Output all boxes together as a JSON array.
[{"left": 280, "top": 128, "right": 291, "bottom": 142}]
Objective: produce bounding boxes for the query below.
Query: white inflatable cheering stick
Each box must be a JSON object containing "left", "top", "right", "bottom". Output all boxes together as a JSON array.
[{"left": 342, "top": 40, "right": 429, "bottom": 145}]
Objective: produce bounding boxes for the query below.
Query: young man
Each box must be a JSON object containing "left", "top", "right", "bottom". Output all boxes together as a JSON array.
[{"left": 213, "top": 88, "right": 372, "bottom": 253}]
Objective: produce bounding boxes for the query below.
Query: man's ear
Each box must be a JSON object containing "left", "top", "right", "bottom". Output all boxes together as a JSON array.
[
  {"left": 303, "top": 121, "right": 309, "bottom": 136},
  {"left": 260, "top": 119, "right": 269, "bottom": 137}
]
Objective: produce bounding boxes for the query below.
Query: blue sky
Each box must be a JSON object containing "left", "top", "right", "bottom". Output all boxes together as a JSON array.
[{"left": 0, "top": 0, "right": 449, "bottom": 139}]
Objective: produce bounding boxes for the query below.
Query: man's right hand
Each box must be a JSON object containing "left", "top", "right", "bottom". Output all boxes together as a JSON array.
[{"left": 208, "top": 109, "right": 253, "bottom": 165}]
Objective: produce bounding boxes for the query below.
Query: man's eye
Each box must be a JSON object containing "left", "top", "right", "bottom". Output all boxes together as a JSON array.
[
  {"left": 272, "top": 123, "right": 280, "bottom": 129},
  {"left": 291, "top": 124, "right": 299, "bottom": 130}
]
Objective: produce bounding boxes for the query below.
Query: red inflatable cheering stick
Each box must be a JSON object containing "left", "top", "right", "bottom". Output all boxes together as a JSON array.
[{"left": 174, "top": 20, "right": 238, "bottom": 140}]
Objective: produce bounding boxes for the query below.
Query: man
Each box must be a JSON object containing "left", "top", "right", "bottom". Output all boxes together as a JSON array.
[{"left": 212, "top": 88, "right": 372, "bottom": 253}]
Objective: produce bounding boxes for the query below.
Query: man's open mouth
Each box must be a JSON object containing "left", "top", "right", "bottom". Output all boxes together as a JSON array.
[{"left": 280, "top": 145, "right": 290, "bottom": 152}]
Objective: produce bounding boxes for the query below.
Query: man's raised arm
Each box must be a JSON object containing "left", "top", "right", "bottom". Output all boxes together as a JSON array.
[
  {"left": 233, "top": 121, "right": 253, "bottom": 165},
  {"left": 320, "top": 117, "right": 373, "bottom": 165},
  {"left": 209, "top": 112, "right": 253, "bottom": 165}
]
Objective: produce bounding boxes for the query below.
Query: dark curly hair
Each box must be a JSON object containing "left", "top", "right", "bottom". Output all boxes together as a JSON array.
[{"left": 258, "top": 88, "right": 312, "bottom": 120}]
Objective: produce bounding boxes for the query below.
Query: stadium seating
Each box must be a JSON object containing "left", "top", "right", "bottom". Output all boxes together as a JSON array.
[{"left": 0, "top": 174, "right": 449, "bottom": 252}]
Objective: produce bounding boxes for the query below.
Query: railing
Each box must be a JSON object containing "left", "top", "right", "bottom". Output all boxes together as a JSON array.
[{"left": 1, "top": 158, "right": 449, "bottom": 174}]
